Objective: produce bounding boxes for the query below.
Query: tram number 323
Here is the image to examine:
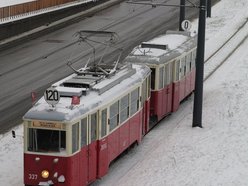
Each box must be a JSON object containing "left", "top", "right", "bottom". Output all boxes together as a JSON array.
[
  {"left": 44, "top": 87, "right": 60, "bottom": 105},
  {"left": 29, "top": 174, "right": 38, "bottom": 180}
]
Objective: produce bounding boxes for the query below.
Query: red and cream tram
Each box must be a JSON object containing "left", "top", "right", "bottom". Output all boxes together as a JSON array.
[
  {"left": 126, "top": 31, "right": 197, "bottom": 130},
  {"left": 23, "top": 63, "right": 151, "bottom": 186},
  {"left": 22, "top": 30, "right": 197, "bottom": 186}
]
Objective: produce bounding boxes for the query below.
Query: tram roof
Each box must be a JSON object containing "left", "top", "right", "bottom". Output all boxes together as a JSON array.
[
  {"left": 23, "top": 64, "right": 150, "bottom": 122},
  {"left": 125, "top": 31, "right": 197, "bottom": 65}
]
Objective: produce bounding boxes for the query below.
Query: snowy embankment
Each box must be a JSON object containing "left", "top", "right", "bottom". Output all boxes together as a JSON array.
[
  {"left": 0, "top": 0, "right": 35, "bottom": 8},
  {"left": 1, "top": 0, "right": 248, "bottom": 185}
]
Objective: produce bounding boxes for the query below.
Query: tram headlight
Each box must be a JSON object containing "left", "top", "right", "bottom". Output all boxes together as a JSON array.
[{"left": 41, "top": 170, "right": 49, "bottom": 179}]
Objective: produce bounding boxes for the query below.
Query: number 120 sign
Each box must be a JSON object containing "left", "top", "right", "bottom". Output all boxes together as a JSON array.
[{"left": 44, "top": 87, "right": 60, "bottom": 106}]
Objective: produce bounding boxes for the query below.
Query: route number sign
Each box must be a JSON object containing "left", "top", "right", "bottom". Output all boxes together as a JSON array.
[
  {"left": 44, "top": 87, "right": 60, "bottom": 106},
  {"left": 181, "top": 20, "right": 192, "bottom": 31}
]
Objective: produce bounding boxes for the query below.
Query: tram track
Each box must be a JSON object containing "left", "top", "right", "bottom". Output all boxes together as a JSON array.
[{"left": 204, "top": 18, "right": 248, "bottom": 81}]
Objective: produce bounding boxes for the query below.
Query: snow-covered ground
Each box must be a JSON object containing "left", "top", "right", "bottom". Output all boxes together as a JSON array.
[{"left": 1, "top": 0, "right": 248, "bottom": 185}]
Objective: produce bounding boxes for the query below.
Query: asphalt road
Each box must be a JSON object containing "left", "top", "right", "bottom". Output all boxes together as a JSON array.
[{"left": 0, "top": 0, "right": 210, "bottom": 134}]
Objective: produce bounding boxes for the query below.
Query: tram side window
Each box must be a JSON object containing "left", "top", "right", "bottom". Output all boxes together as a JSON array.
[
  {"left": 192, "top": 49, "right": 196, "bottom": 68},
  {"left": 28, "top": 128, "right": 66, "bottom": 153},
  {"left": 151, "top": 68, "right": 156, "bottom": 90},
  {"left": 180, "top": 57, "right": 186, "bottom": 79},
  {"left": 72, "top": 123, "right": 79, "bottom": 153},
  {"left": 81, "top": 118, "right": 87, "bottom": 147},
  {"left": 175, "top": 60, "right": 180, "bottom": 81},
  {"left": 184, "top": 57, "right": 187, "bottom": 76},
  {"left": 101, "top": 109, "right": 107, "bottom": 137},
  {"left": 130, "top": 88, "right": 139, "bottom": 116},
  {"left": 142, "top": 79, "right": 147, "bottom": 105},
  {"left": 91, "top": 113, "right": 97, "bottom": 142},
  {"left": 109, "top": 101, "right": 119, "bottom": 132},
  {"left": 159, "top": 67, "right": 164, "bottom": 89},
  {"left": 186, "top": 54, "right": 191, "bottom": 73},
  {"left": 120, "top": 95, "right": 129, "bottom": 124}
]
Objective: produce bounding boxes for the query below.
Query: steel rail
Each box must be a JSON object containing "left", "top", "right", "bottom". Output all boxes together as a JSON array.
[{"left": 204, "top": 19, "right": 248, "bottom": 81}]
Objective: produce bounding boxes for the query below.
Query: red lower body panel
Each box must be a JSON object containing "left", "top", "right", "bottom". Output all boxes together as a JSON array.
[
  {"left": 24, "top": 152, "right": 84, "bottom": 186},
  {"left": 24, "top": 109, "right": 145, "bottom": 186},
  {"left": 150, "top": 84, "right": 173, "bottom": 122}
]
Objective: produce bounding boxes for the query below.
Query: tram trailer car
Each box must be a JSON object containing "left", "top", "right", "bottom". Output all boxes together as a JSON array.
[
  {"left": 23, "top": 63, "right": 151, "bottom": 186},
  {"left": 126, "top": 30, "right": 197, "bottom": 130}
]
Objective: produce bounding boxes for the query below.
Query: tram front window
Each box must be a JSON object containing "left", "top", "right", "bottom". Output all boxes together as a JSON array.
[{"left": 28, "top": 128, "right": 66, "bottom": 153}]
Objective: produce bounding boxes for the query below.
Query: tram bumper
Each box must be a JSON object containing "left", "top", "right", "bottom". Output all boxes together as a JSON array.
[{"left": 38, "top": 180, "right": 54, "bottom": 185}]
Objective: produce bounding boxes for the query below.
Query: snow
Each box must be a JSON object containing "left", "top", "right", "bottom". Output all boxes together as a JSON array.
[
  {"left": 128, "top": 32, "right": 197, "bottom": 65},
  {"left": 134, "top": 33, "right": 189, "bottom": 57},
  {"left": 1, "top": 0, "right": 248, "bottom": 185},
  {"left": 0, "top": 0, "right": 36, "bottom": 8}
]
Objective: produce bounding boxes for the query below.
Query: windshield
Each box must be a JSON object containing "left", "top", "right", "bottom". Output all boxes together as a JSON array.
[{"left": 28, "top": 128, "right": 66, "bottom": 153}]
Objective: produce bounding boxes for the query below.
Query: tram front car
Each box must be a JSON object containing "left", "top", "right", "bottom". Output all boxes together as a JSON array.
[{"left": 22, "top": 62, "right": 151, "bottom": 186}]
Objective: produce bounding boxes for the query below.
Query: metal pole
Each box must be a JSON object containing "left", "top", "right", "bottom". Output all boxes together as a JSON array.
[
  {"left": 179, "top": 0, "right": 185, "bottom": 31},
  {"left": 207, "top": 0, "right": 211, "bottom": 17},
  {"left": 192, "top": 0, "right": 206, "bottom": 128}
]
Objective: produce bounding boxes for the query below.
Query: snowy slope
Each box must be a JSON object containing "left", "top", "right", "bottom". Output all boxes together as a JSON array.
[
  {"left": 0, "top": 0, "right": 36, "bottom": 8},
  {"left": 1, "top": 0, "right": 248, "bottom": 185}
]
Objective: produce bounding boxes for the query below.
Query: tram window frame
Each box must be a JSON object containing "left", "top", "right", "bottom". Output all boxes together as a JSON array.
[
  {"left": 130, "top": 87, "right": 139, "bottom": 116},
  {"left": 81, "top": 117, "right": 87, "bottom": 147},
  {"left": 90, "top": 112, "right": 97, "bottom": 142},
  {"left": 174, "top": 60, "right": 180, "bottom": 81},
  {"left": 109, "top": 101, "right": 119, "bottom": 132},
  {"left": 72, "top": 122, "right": 79, "bottom": 153},
  {"left": 159, "top": 66, "right": 164, "bottom": 89},
  {"left": 180, "top": 57, "right": 186, "bottom": 78},
  {"left": 192, "top": 49, "right": 196, "bottom": 68},
  {"left": 186, "top": 54, "right": 191, "bottom": 73},
  {"left": 28, "top": 128, "right": 66, "bottom": 153},
  {"left": 150, "top": 68, "right": 156, "bottom": 90},
  {"left": 120, "top": 94, "right": 129, "bottom": 124},
  {"left": 164, "top": 64, "right": 168, "bottom": 86},
  {"left": 101, "top": 109, "right": 107, "bottom": 138},
  {"left": 148, "top": 75, "right": 151, "bottom": 98},
  {"left": 169, "top": 62, "right": 173, "bottom": 84}
]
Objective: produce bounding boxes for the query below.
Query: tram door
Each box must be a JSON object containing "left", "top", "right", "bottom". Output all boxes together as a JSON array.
[{"left": 88, "top": 112, "right": 98, "bottom": 183}]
